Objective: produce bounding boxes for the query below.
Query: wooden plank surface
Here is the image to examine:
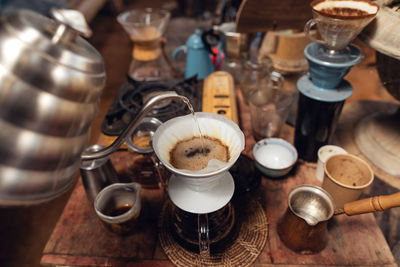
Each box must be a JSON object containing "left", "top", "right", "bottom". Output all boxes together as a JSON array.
[
  {"left": 235, "top": 0, "right": 312, "bottom": 33},
  {"left": 41, "top": 90, "right": 396, "bottom": 267},
  {"left": 237, "top": 91, "right": 396, "bottom": 267}
]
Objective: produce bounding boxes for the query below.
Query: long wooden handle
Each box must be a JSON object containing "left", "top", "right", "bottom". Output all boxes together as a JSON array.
[{"left": 344, "top": 192, "right": 400, "bottom": 216}]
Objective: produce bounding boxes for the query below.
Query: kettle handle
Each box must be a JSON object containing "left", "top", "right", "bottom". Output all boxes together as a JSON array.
[
  {"left": 344, "top": 192, "right": 400, "bottom": 216},
  {"left": 171, "top": 45, "right": 186, "bottom": 74},
  {"left": 212, "top": 45, "right": 224, "bottom": 69},
  {"left": 81, "top": 91, "right": 185, "bottom": 161},
  {"left": 198, "top": 213, "right": 210, "bottom": 258},
  {"left": 50, "top": 8, "right": 92, "bottom": 44},
  {"left": 304, "top": 19, "right": 326, "bottom": 47},
  {"left": 201, "top": 28, "right": 223, "bottom": 69}
]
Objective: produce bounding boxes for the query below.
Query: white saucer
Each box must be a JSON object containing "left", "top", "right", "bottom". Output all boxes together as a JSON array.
[{"left": 168, "top": 172, "right": 235, "bottom": 214}]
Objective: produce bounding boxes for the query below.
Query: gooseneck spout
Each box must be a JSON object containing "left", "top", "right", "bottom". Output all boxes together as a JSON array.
[{"left": 81, "top": 91, "right": 187, "bottom": 161}]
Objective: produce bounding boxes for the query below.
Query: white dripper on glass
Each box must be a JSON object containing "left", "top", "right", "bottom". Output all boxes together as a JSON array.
[{"left": 152, "top": 112, "right": 245, "bottom": 214}]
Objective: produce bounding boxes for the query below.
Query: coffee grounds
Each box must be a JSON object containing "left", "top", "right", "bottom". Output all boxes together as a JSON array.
[
  {"left": 319, "top": 7, "right": 369, "bottom": 16},
  {"left": 169, "top": 136, "right": 229, "bottom": 171}
]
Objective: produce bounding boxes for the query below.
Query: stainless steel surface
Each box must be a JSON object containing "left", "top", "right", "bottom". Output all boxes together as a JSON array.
[
  {"left": 80, "top": 145, "right": 119, "bottom": 203},
  {"left": 0, "top": 161, "right": 79, "bottom": 205},
  {"left": 0, "top": 118, "right": 89, "bottom": 169},
  {"left": 0, "top": 10, "right": 104, "bottom": 77},
  {"left": 125, "top": 117, "right": 162, "bottom": 154},
  {"left": 81, "top": 91, "right": 187, "bottom": 160},
  {"left": 0, "top": 9, "right": 105, "bottom": 205},
  {"left": 51, "top": 9, "right": 93, "bottom": 41},
  {"left": 288, "top": 184, "right": 335, "bottom": 226},
  {"left": 0, "top": 69, "right": 99, "bottom": 136}
]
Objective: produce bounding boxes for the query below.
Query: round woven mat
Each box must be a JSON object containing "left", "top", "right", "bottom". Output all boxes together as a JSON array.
[{"left": 158, "top": 198, "right": 268, "bottom": 267}]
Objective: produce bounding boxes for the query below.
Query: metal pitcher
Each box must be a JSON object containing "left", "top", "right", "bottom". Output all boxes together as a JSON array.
[{"left": 0, "top": 9, "right": 106, "bottom": 205}]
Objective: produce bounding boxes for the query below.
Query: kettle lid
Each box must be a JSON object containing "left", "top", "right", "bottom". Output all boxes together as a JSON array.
[
  {"left": 0, "top": 9, "right": 104, "bottom": 74},
  {"left": 186, "top": 29, "right": 205, "bottom": 49}
]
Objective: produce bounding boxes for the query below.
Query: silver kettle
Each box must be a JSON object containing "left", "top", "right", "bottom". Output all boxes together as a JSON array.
[{"left": 0, "top": 9, "right": 106, "bottom": 205}]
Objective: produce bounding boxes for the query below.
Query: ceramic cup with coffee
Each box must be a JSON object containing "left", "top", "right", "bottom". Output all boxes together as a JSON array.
[{"left": 322, "top": 153, "right": 374, "bottom": 210}]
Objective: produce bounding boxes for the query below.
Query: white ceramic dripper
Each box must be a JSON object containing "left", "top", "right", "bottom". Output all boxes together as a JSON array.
[{"left": 152, "top": 112, "right": 245, "bottom": 214}]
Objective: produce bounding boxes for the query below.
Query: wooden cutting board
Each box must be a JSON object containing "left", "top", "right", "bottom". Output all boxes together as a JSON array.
[{"left": 235, "top": 0, "right": 312, "bottom": 33}]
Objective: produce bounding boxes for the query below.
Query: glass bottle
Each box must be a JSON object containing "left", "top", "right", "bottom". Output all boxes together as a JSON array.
[
  {"left": 239, "top": 58, "right": 272, "bottom": 104},
  {"left": 248, "top": 72, "right": 292, "bottom": 140}
]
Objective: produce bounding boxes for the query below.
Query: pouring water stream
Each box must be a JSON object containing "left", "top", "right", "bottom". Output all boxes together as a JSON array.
[{"left": 181, "top": 97, "right": 206, "bottom": 153}]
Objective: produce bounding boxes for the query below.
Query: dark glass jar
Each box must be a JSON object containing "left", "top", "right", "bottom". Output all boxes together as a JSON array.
[
  {"left": 294, "top": 74, "right": 353, "bottom": 162},
  {"left": 294, "top": 93, "right": 345, "bottom": 162}
]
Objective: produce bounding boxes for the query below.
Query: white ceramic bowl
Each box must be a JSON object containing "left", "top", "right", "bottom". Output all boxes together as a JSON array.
[{"left": 253, "top": 138, "right": 298, "bottom": 178}]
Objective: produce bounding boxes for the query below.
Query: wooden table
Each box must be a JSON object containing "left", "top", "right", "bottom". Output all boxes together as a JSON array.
[{"left": 41, "top": 90, "right": 397, "bottom": 267}]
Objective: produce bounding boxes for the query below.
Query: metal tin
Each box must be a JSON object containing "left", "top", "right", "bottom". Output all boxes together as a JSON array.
[{"left": 80, "top": 145, "right": 120, "bottom": 203}]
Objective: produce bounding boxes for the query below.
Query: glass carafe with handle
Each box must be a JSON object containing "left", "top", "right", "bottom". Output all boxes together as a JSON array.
[{"left": 240, "top": 57, "right": 272, "bottom": 104}]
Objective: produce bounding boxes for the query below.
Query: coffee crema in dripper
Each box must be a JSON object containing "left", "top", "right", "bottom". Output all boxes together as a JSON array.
[
  {"left": 313, "top": 0, "right": 379, "bottom": 18},
  {"left": 169, "top": 136, "right": 230, "bottom": 171},
  {"left": 177, "top": 96, "right": 234, "bottom": 171}
]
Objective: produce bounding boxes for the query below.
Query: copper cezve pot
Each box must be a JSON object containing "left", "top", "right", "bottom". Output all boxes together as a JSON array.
[{"left": 277, "top": 184, "right": 400, "bottom": 254}]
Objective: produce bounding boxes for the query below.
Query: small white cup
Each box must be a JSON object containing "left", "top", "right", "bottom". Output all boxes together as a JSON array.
[{"left": 316, "top": 145, "right": 347, "bottom": 182}]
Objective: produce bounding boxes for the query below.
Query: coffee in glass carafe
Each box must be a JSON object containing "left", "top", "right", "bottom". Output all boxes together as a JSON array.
[{"left": 117, "top": 8, "right": 172, "bottom": 81}]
